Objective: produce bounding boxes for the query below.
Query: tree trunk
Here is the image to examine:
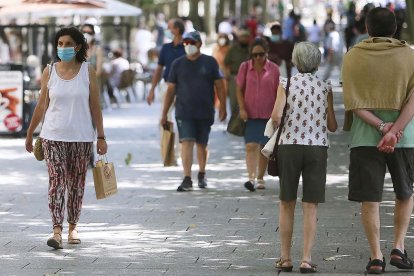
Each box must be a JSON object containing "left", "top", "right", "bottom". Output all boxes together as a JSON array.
[
  {"left": 204, "top": 0, "right": 216, "bottom": 37},
  {"left": 406, "top": 0, "right": 414, "bottom": 43},
  {"left": 217, "top": 0, "right": 225, "bottom": 24},
  {"left": 229, "top": 0, "right": 236, "bottom": 16},
  {"left": 241, "top": 0, "right": 250, "bottom": 24},
  {"left": 188, "top": 0, "right": 201, "bottom": 30}
]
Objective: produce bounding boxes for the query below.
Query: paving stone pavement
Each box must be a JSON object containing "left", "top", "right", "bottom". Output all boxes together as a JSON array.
[{"left": 1, "top": 91, "right": 413, "bottom": 276}]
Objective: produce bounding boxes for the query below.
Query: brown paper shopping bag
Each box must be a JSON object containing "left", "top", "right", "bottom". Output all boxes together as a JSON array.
[
  {"left": 92, "top": 156, "right": 118, "bottom": 200},
  {"left": 161, "top": 121, "right": 176, "bottom": 166}
]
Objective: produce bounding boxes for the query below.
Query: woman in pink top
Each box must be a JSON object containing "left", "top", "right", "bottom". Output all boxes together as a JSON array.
[{"left": 236, "top": 38, "right": 280, "bottom": 191}]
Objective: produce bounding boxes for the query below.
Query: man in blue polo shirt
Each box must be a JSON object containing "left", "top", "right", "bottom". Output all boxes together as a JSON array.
[
  {"left": 147, "top": 18, "right": 186, "bottom": 105},
  {"left": 161, "top": 31, "right": 227, "bottom": 192}
]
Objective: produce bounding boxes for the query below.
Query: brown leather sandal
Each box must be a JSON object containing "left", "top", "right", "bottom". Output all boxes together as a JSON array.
[
  {"left": 275, "top": 258, "right": 293, "bottom": 272},
  {"left": 68, "top": 229, "right": 81, "bottom": 244},
  {"left": 300, "top": 260, "right": 317, "bottom": 273},
  {"left": 47, "top": 232, "right": 63, "bottom": 249}
]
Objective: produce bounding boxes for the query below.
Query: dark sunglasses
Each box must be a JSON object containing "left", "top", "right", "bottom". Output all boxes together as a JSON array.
[
  {"left": 183, "top": 39, "right": 197, "bottom": 45},
  {"left": 251, "top": 52, "right": 266, "bottom": 58}
]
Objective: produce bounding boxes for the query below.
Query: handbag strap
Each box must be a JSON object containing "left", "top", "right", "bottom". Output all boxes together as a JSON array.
[
  {"left": 272, "top": 77, "right": 291, "bottom": 155},
  {"left": 39, "top": 63, "right": 53, "bottom": 130}
]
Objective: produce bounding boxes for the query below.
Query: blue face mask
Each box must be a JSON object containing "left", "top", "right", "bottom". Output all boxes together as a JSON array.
[
  {"left": 270, "top": 35, "right": 281, "bottom": 42},
  {"left": 57, "top": 47, "right": 76, "bottom": 62}
]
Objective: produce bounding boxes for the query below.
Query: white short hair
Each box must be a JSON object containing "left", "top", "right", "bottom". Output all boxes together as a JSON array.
[{"left": 292, "top": 42, "right": 321, "bottom": 73}]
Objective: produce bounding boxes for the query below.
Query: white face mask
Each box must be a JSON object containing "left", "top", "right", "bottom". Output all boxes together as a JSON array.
[
  {"left": 218, "top": 37, "right": 227, "bottom": 46},
  {"left": 165, "top": 29, "right": 174, "bottom": 40},
  {"left": 185, "top": 44, "right": 198, "bottom": 56},
  {"left": 83, "top": 33, "right": 93, "bottom": 43}
]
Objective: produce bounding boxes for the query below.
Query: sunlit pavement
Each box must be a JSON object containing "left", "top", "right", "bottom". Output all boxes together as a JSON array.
[{"left": 1, "top": 70, "right": 413, "bottom": 275}]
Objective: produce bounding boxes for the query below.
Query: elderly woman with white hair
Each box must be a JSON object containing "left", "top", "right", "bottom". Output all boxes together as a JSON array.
[{"left": 271, "top": 42, "right": 337, "bottom": 273}]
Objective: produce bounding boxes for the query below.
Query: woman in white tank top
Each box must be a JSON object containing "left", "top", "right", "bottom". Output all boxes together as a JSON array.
[{"left": 25, "top": 27, "right": 107, "bottom": 249}]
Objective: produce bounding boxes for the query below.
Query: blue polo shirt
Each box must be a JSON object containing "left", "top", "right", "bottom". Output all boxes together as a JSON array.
[
  {"left": 158, "top": 42, "right": 186, "bottom": 81},
  {"left": 168, "top": 54, "right": 223, "bottom": 119}
]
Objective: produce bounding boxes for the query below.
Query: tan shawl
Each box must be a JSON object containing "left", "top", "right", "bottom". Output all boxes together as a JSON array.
[{"left": 342, "top": 37, "right": 414, "bottom": 111}]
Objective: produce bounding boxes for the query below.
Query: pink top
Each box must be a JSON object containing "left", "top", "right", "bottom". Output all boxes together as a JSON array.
[{"left": 236, "top": 59, "right": 280, "bottom": 119}]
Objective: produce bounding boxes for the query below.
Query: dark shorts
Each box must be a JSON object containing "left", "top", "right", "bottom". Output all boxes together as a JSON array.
[
  {"left": 349, "top": 147, "right": 414, "bottom": 202},
  {"left": 244, "top": 119, "right": 269, "bottom": 145},
  {"left": 175, "top": 117, "right": 214, "bottom": 145},
  {"left": 277, "top": 145, "right": 328, "bottom": 203}
]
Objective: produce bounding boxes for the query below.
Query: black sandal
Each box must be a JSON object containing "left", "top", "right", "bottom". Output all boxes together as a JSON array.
[
  {"left": 366, "top": 257, "right": 385, "bottom": 274},
  {"left": 300, "top": 260, "right": 317, "bottom": 274},
  {"left": 275, "top": 258, "right": 293, "bottom": 272},
  {"left": 390, "top": 249, "right": 414, "bottom": 269}
]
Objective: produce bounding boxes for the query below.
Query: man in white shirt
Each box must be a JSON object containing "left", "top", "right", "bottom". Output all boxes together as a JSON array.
[
  {"left": 322, "top": 22, "right": 344, "bottom": 81},
  {"left": 108, "top": 48, "right": 130, "bottom": 89}
]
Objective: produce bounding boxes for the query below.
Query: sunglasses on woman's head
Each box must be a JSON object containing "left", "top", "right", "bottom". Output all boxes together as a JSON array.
[
  {"left": 183, "top": 39, "right": 197, "bottom": 45},
  {"left": 251, "top": 52, "right": 266, "bottom": 58}
]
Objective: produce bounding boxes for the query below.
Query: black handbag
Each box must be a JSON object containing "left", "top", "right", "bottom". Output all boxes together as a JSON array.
[{"left": 268, "top": 77, "right": 290, "bottom": 177}]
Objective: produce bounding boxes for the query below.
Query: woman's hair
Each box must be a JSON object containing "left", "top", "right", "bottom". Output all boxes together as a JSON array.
[
  {"left": 292, "top": 42, "right": 321, "bottom": 73},
  {"left": 0, "top": 28, "right": 9, "bottom": 45},
  {"left": 81, "top": 23, "right": 95, "bottom": 35},
  {"left": 249, "top": 38, "right": 268, "bottom": 55},
  {"left": 54, "top": 27, "right": 88, "bottom": 63}
]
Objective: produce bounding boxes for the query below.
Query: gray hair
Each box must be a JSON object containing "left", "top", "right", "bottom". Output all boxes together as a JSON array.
[{"left": 292, "top": 42, "right": 321, "bottom": 73}]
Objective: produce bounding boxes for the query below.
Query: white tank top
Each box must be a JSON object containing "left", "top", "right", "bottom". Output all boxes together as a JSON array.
[{"left": 40, "top": 62, "right": 95, "bottom": 142}]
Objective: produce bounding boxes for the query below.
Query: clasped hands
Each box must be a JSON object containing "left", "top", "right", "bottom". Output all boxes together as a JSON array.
[{"left": 377, "top": 122, "right": 403, "bottom": 153}]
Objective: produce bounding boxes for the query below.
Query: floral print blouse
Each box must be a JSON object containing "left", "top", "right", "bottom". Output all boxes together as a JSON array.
[{"left": 279, "top": 73, "right": 332, "bottom": 147}]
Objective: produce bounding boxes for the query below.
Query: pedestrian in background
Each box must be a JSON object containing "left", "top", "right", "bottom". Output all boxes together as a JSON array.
[
  {"left": 223, "top": 29, "right": 250, "bottom": 123},
  {"left": 81, "top": 23, "right": 104, "bottom": 165},
  {"left": 272, "top": 42, "right": 337, "bottom": 273},
  {"left": 236, "top": 38, "right": 280, "bottom": 191},
  {"left": 81, "top": 23, "right": 103, "bottom": 82},
  {"left": 107, "top": 48, "right": 130, "bottom": 92},
  {"left": 212, "top": 33, "right": 231, "bottom": 107},
  {"left": 322, "top": 22, "right": 344, "bottom": 82},
  {"left": 147, "top": 18, "right": 185, "bottom": 106},
  {"left": 266, "top": 21, "right": 294, "bottom": 79},
  {"left": 307, "top": 19, "right": 322, "bottom": 48},
  {"left": 25, "top": 27, "right": 107, "bottom": 249},
  {"left": 161, "top": 31, "right": 226, "bottom": 192},
  {"left": 342, "top": 7, "right": 414, "bottom": 274}
]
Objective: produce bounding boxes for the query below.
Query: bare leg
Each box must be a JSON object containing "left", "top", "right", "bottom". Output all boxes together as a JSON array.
[
  {"left": 361, "top": 202, "right": 383, "bottom": 261},
  {"left": 196, "top": 143, "right": 208, "bottom": 173},
  {"left": 393, "top": 196, "right": 414, "bottom": 251},
  {"left": 181, "top": 141, "right": 194, "bottom": 177},
  {"left": 246, "top": 143, "right": 259, "bottom": 180},
  {"left": 257, "top": 146, "right": 268, "bottom": 180},
  {"left": 279, "top": 200, "right": 296, "bottom": 265},
  {"left": 301, "top": 202, "right": 318, "bottom": 267}
]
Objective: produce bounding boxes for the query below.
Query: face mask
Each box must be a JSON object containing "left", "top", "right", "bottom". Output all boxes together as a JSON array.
[
  {"left": 57, "top": 47, "right": 76, "bottom": 62},
  {"left": 218, "top": 38, "right": 227, "bottom": 46},
  {"left": 185, "top": 44, "right": 198, "bottom": 56},
  {"left": 165, "top": 29, "right": 174, "bottom": 40},
  {"left": 270, "top": 35, "right": 281, "bottom": 42},
  {"left": 83, "top": 33, "right": 94, "bottom": 43}
]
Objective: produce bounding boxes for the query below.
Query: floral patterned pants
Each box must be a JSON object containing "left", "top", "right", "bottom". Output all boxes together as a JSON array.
[{"left": 42, "top": 139, "right": 92, "bottom": 229}]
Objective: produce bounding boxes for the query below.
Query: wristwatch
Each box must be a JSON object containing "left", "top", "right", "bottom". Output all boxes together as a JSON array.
[
  {"left": 97, "top": 136, "right": 106, "bottom": 140},
  {"left": 378, "top": 122, "right": 386, "bottom": 133}
]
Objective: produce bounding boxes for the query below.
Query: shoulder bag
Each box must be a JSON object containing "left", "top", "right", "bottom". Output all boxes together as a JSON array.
[
  {"left": 33, "top": 63, "right": 53, "bottom": 161},
  {"left": 268, "top": 77, "right": 290, "bottom": 177},
  {"left": 227, "top": 61, "right": 248, "bottom": 136}
]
